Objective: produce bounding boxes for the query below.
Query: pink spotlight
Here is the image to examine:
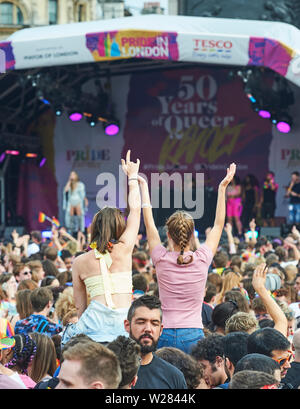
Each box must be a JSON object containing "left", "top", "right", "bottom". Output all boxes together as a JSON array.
[
  {"left": 104, "top": 123, "right": 120, "bottom": 136},
  {"left": 276, "top": 121, "right": 291, "bottom": 133},
  {"left": 258, "top": 110, "right": 271, "bottom": 119},
  {"left": 6, "top": 150, "right": 20, "bottom": 155},
  {"left": 69, "top": 112, "right": 83, "bottom": 122}
]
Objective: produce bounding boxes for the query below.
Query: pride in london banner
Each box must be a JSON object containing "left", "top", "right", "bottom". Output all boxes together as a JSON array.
[{"left": 86, "top": 30, "right": 179, "bottom": 61}]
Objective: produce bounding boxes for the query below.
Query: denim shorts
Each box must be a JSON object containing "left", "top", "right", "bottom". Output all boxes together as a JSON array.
[
  {"left": 157, "top": 328, "right": 204, "bottom": 354},
  {"left": 61, "top": 300, "right": 129, "bottom": 346}
]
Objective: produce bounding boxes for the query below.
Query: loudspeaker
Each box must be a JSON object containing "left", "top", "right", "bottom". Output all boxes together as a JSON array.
[
  {"left": 260, "top": 227, "right": 281, "bottom": 239},
  {"left": 3, "top": 226, "right": 25, "bottom": 240}
]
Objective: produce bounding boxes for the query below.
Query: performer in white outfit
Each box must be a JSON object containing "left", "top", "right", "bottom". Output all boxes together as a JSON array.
[{"left": 63, "top": 171, "right": 88, "bottom": 233}]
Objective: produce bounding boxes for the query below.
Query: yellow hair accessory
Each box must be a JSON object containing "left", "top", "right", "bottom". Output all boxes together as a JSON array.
[{"left": 90, "top": 241, "right": 97, "bottom": 250}]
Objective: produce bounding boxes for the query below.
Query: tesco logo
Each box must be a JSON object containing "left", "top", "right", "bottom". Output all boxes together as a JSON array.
[{"left": 193, "top": 39, "right": 233, "bottom": 50}]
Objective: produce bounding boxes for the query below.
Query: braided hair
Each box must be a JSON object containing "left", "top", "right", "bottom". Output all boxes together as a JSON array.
[
  {"left": 166, "top": 211, "right": 194, "bottom": 265},
  {"left": 5, "top": 334, "right": 37, "bottom": 375}
]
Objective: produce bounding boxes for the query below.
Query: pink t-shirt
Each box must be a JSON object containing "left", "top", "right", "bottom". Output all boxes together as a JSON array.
[{"left": 151, "top": 244, "right": 213, "bottom": 329}]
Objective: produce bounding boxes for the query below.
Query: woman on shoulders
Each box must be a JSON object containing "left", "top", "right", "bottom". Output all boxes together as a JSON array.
[
  {"left": 129, "top": 163, "right": 236, "bottom": 354},
  {"left": 61, "top": 150, "right": 141, "bottom": 345}
]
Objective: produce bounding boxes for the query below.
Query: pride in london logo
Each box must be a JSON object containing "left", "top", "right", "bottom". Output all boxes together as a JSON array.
[{"left": 86, "top": 31, "right": 179, "bottom": 60}]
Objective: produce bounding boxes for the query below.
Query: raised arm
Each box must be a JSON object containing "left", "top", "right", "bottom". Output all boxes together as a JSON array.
[
  {"left": 137, "top": 175, "right": 161, "bottom": 254},
  {"left": 224, "top": 222, "right": 236, "bottom": 254},
  {"left": 118, "top": 150, "right": 141, "bottom": 251},
  {"left": 205, "top": 163, "right": 236, "bottom": 255},
  {"left": 252, "top": 263, "right": 288, "bottom": 337}
]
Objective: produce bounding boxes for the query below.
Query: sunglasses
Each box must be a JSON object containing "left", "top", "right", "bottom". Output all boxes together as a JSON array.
[{"left": 272, "top": 351, "right": 293, "bottom": 367}]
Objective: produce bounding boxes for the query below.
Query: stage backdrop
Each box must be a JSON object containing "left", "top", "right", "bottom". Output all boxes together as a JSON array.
[{"left": 18, "top": 66, "right": 300, "bottom": 232}]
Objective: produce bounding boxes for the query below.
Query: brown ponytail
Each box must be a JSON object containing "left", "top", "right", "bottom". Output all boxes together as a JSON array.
[
  {"left": 166, "top": 211, "right": 194, "bottom": 265},
  {"left": 90, "top": 207, "right": 126, "bottom": 253}
]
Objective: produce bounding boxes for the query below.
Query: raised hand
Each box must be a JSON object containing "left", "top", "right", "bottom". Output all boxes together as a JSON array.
[
  {"left": 252, "top": 263, "right": 267, "bottom": 292},
  {"left": 121, "top": 150, "right": 140, "bottom": 178},
  {"left": 224, "top": 223, "right": 232, "bottom": 235},
  {"left": 219, "top": 163, "right": 236, "bottom": 189}
]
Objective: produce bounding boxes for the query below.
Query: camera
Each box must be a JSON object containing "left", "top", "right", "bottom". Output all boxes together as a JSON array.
[{"left": 265, "top": 273, "right": 281, "bottom": 292}]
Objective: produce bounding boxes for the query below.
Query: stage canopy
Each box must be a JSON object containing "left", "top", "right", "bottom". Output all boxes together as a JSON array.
[{"left": 1, "top": 14, "right": 300, "bottom": 86}]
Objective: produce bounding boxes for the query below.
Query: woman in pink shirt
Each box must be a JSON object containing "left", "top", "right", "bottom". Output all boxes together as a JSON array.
[{"left": 135, "top": 163, "right": 236, "bottom": 354}]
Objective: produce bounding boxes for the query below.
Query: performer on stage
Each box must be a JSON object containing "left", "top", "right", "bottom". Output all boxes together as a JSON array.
[
  {"left": 241, "top": 174, "right": 259, "bottom": 230},
  {"left": 259, "top": 171, "right": 278, "bottom": 227},
  {"left": 286, "top": 171, "right": 300, "bottom": 224},
  {"left": 63, "top": 171, "right": 88, "bottom": 234},
  {"left": 226, "top": 175, "right": 243, "bottom": 236}
]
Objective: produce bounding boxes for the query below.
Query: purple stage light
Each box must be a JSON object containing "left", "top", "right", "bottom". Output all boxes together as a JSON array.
[
  {"left": 104, "top": 123, "right": 120, "bottom": 136},
  {"left": 258, "top": 110, "right": 271, "bottom": 119},
  {"left": 69, "top": 112, "right": 83, "bottom": 122},
  {"left": 0, "top": 152, "right": 5, "bottom": 162},
  {"left": 39, "top": 157, "right": 47, "bottom": 167},
  {"left": 276, "top": 121, "right": 291, "bottom": 133}
]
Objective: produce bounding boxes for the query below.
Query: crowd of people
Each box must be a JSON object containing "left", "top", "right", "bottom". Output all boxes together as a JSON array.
[{"left": 0, "top": 151, "right": 299, "bottom": 390}]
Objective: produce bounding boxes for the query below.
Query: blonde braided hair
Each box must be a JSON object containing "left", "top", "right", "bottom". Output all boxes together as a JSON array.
[{"left": 166, "top": 211, "right": 194, "bottom": 265}]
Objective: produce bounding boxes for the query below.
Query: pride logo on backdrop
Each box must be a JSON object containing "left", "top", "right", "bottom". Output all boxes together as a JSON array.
[{"left": 86, "top": 30, "right": 179, "bottom": 61}]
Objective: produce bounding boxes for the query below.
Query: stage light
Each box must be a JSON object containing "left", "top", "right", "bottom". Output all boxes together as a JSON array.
[
  {"left": 275, "top": 113, "right": 292, "bottom": 133},
  {"left": 69, "top": 111, "right": 83, "bottom": 122},
  {"left": 103, "top": 120, "right": 120, "bottom": 136},
  {"left": 258, "top": 110, "right": 271, "bottom": 119},
  {"left": 247, "top": 93, "right": 256, "bottom": 103},
  {"left": 39, "top": 157, "right": 47, "bottom": 167},
  {"left": 41, "top": 98, "right": 50, "bottom": 105},
  {"left": 26, "top": 153, "right": 38, "bottom": 158},
  {"left": 0, "top": 152, "right": 5, "bottom": 162},
  {"left": 277, "top": 121, "right": 291, "bottom": 133},
  {"left": 55, "top": 106, "right": 63, "bottom": 116},
  {"left": 86, "top": 115, "right": 98, "bottom": 127},
  {"left": 6, "top": 150, "right": 19, "bottom": 155}
]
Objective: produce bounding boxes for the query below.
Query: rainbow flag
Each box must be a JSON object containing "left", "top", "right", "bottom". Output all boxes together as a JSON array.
[
  {"left": 0, "top": 318, "right": 14, "bottom": 338},
  {"left": 38, "top": 212, "right": 46, "bottom": 223},
  {"left": 52, "top": 217, "right": 60, "bottom": 227}
]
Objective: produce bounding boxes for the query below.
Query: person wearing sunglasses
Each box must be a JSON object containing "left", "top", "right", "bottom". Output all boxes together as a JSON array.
[
  {"left": 248, "top": 326, "right": 292, "bottom": 380},
  {"left": 12, "top": 263, "right": 32, "bottom": 286}
]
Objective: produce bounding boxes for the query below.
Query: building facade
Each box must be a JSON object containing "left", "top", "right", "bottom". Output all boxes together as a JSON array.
[{"left": 0, "top": 0, "right": 116, "bottom": 40}]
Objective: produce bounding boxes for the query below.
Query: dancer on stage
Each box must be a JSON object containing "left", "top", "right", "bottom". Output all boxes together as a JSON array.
[
  {"left": 226, "top": 175, "right": 243, "bottom": 236},
  {"left": 285, "top": 171, "right": 300, "bottom": 224},
  {"left": 260, "top": 171, "right": 278, "bottom": 227},
  {"left": 241, "top": 174, "right": 259, "bottom": 230},
  {"left": 61, "top": 151, "right": 141, "bottom": 345},
  {"left": 63, "top": 171, "right": 88, "bottom": 234}
]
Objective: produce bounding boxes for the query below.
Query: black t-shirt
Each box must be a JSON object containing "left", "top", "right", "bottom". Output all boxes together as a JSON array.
[
  {"left": 263, "top": 187, "right": 276, "bottom": 204},
  {"left": 290, "top": 182, "right": 300, "bottom": 204},
  {"left": 133, "top": 354, "right": 187, "bottom": 389},
  {"left": 281, "top": 361, "right": 300, "bottom": 389},
  {"left": 202, "top": 302, "right": 213, "bottom": 327}
]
